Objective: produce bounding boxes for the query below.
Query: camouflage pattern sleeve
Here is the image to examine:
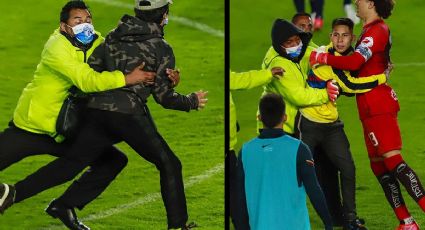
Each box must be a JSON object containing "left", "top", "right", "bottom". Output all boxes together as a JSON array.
[
  {"left": 88, "top": 42, "right": 107, "bottom": 72},
  {"left": 151, "top": 43, "right": 199, "bottom": 111}
]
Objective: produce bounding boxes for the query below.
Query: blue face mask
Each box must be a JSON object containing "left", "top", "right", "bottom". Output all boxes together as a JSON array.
[
  {"left": 285, "top": 40, "right": 303, "bottom": 58},
  {"left": 68, "top": 23, "right": 95, "bottom": 45}
]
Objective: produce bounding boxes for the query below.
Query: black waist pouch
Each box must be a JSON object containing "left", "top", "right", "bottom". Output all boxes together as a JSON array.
[{"left": 56, "top": 86, "right": 87, "bottom": 139}]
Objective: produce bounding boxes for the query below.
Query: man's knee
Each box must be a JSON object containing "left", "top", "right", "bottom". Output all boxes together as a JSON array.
[{"left": 158, "top": 150, "right": 182, "bottom": 173}]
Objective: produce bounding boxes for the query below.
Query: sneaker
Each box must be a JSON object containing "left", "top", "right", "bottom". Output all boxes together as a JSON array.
[
  {"left": 0, "top": 183, "right": 15, "bottom": 214},
  {"left": 169, "top": 222, "right": 198, "bottom": 230},
  {"left": 344, "top": 218, "right": 367, "bottom": 230},
  {"left": 344, "top": 4, "right": 360, "bottom": 24},
  {"left": 314, "top": 17, "right": 324, "bottom": 30},
  {"left": 396, "top": 217, "right": 420, "bottom": 230}
]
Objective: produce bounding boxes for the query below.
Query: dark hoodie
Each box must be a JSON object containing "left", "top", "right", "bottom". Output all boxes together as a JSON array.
[
  {"left": 86, "top": 14, "right": 198, "bottom": 114},
  {"left": 271, "top": 19, "right": 312, "bottom": 63}
]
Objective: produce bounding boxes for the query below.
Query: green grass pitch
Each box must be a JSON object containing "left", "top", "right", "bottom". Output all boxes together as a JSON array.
[
  {"left": 231, "top": 0, "right": 425, "bottom": 229},
  {"left": 0, "top": 0, "right": 224, "bottom": 229}
]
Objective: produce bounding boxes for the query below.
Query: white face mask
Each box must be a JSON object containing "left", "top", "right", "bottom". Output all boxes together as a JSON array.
[
  {"left": 162, "top": 16, "right": 169, "bottom": 26},
  {"left": 67, "top": 23, "right": 95, "bottom": 45},
  {"left": 284, "top": 40, "right": 303, "bottom": 58}
]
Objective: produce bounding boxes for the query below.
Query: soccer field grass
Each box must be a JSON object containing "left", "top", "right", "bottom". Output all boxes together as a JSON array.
[
  {"left": 0, "top": 0, "right": 224, "bottom": 229},
  {"left": 231, "top": 0, "right": 425, "bottom": 229}
]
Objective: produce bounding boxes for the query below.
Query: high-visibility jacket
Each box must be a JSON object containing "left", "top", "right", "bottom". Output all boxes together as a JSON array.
[
  {"left": 13, "top": 29, "right": 126, "bottom": 142},
  {"left": 230, "top": 70, "right": 273, "bottom": 150}
]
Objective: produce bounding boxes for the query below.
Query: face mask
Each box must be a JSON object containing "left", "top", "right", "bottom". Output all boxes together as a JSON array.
[
  {"left": 162, "top": 16, "right": 169, "bottom": 26},
  {"left": 284, "top": 40, "right": 303, "bottom": 58},
  {"left": 68, "top": 23, "right": 95, "bottom": 45}
]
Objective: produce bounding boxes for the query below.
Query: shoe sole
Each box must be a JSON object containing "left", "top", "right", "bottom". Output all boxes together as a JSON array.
[{"left": 0, "top": 184, "right": 9, "bottom": 206}]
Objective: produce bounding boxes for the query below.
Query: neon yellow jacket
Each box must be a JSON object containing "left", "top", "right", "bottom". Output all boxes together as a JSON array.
[
  {"left": 258, "top": 46, "right": 329, "bottom": 134},
  {"left": 230, "top": 70, "right": 273, "bottom": 151},
  {"left": 13, "top": 29, "right": 126, "bottom": 142},
  {"left": 301, "top": 46, "right": 387, "bottom": 123}
]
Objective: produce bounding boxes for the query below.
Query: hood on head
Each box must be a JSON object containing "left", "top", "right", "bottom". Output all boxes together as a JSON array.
[
  {"left": 106, "top": 15, "right": 163, "bottom": 43},
  {"left": 271, "top": 19, "right": 312, "bottom": 62}
]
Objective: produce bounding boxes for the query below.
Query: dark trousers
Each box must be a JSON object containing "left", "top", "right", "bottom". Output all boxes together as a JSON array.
[
  {"left": 0, "top": 122, "right": 127, "bottom": 209},
  {"left": 13, "top": 109, "right": 187, "bottom": 228},
  {"left": 293, "top": 0, "right": 324, "bottom": 17},
  {"left": 299, "top": 116, "right": 356, "bottom": 220},
  {"left": 227, "top": 150, "right": 237, "bottom": 228}
]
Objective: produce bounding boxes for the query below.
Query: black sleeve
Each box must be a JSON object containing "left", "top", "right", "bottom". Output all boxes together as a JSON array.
[
  {"left": 151, "top": 43, "right": 199, "bottom": 111},
  {"left": 297, "top": 142, "right": 333, "bottom": 230},
  {"left": 232, "top": 150, "right": 250, "bottom": 230}
]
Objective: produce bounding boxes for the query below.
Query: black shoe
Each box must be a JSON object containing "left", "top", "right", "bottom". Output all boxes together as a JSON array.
[
  {"left": 45, "top": 199, "right": 90, "bottom": 230},
  {"left": 344, "top": 218, "right": 367, "bottom": 230},
  {"left": 169, "top": 222, "right": 198, "bottom": 230},
  {"left": 0, "top": 183, "right": 15, "bottom": 214}
]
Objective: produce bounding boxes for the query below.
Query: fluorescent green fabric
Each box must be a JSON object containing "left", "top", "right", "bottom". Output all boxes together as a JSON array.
[
  {"left": 230, "top": 70, "right": 273, "bottom": 150},
  {"left": 13, "top": 29, "right": 126, "bottom": 142},
  {"left": 257, "top": 46, "right": 329, "bottom": 134}
]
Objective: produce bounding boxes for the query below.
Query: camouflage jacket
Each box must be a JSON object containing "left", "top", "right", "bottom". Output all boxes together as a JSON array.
[{"left": 86, "top": 15, "right": 199, "bottom": 114}]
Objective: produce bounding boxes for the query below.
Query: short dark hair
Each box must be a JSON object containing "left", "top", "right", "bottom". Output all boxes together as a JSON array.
[
  {"left": 292, "top": 12, "right": 311, "bottom": 23},
  {"left": 370, "top": 0, "right": 394, "bottom": 19},
  {"left": 259, "top": 93, "right": 286, "bottom": 129},
  {"left": 134, "top": 4, "right": 169, "bottom": 24},
  {"left": 332, "top": 18, "right": 354, "bottom": 32},
  {"left": 60, "top": 1, "right": 91, "bottom": 23}
]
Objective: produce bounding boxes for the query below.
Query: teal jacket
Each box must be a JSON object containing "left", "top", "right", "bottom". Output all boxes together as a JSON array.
[{"left": 13, "top": 29, "right": 126, "bottom": 142}]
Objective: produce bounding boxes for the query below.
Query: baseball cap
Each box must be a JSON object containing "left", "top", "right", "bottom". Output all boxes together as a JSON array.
[{"left": 135, "top": 0, "right": 173, "bottom": 10}]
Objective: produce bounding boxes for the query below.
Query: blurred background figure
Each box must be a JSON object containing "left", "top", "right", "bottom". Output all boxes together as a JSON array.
[
  {"left": 293, "top": 0, "right": 359, "bottom": 30},
  {"left": 293, "top": 0, "right": 324, "bottom": 30},
  {"left": 344, "top": 0, "right": 360, "bottom": 24}
]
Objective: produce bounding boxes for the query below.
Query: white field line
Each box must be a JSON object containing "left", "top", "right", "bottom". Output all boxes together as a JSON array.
[
  {"left": 87, "top": 0, "right": 224, "bottom": 38},
  {"left": 395, "top": 62, "right": 425, "bottom": 67},
  {"left": 42, "top": 163, "right": 223, "bottom": 230}
]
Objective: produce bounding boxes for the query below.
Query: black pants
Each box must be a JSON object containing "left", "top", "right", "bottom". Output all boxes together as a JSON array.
[
  {"left": 299, "top": 116, "right": 356, "bottom": 220},
  {"left": 0, "top": 122, "right": 127, "bottom": 209},
  {"left": 13, "top": 109, "right": 187, "bottom": 228},
  {"left": 226, "top": 150, "right": 237, "bottom": 228}
]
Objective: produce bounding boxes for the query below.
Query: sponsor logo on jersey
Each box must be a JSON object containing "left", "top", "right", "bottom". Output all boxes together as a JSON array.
[
  {"left": 355, "top": 37, "right": 374, "bottom": 61},
  {"left": 361, "top": 36, "right": 374, "bottom": 47},
  {"left": 368, "top": 132, "right": 379, "bottom": 147},
  {"left": 391, "top": 89, "right": 398, "bottom": 101}
]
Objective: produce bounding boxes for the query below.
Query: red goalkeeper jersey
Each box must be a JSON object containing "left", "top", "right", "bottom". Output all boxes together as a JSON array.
[{"left": 327, "top": 19, "right": 400, "bottom": 120}]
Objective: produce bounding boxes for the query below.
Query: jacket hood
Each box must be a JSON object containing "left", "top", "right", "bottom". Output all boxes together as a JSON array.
[
  {"left": 271, "top": 19, "right": 312, "bottom": 62},
  {"left": 106, "top": 15, "right": 164, "bottom": 43}
]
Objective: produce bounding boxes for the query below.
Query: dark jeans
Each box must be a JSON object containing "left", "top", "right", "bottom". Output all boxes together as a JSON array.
[
  {"left": 299, "top": 116, "right": 356, "bottom": 220},
  {"left": 13, "top": 108, "right": 187, "bottom": 228},
  {"left": 0, "top": 122, "right": 127, "bottom": 209}
]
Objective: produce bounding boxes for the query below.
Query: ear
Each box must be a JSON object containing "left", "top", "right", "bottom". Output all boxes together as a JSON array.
[
  {"left": 351, "top": 34, "right": 356, "bottom": 44},
  {"left": 282, "top": 114, "right": 287, "bottom": 122},
  {"left": 257, "top": 114, "right": 262, "bottom": 122},
  {"left": 369, "top": 0, "right": 375, "bottom": 9},
  {"left": 60, "top": 22, "right": 67, "bottom": 33}
]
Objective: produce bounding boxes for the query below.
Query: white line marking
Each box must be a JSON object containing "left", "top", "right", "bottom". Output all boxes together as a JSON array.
[
  {"left": 87, "top": 0, "right": 224, "bottom": 38},
  {"left": 42, "top": 163, "right": 223, "bottom": 230},
  {"left": 395, "top": 62, "right": 425, "bottom": 67}
]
